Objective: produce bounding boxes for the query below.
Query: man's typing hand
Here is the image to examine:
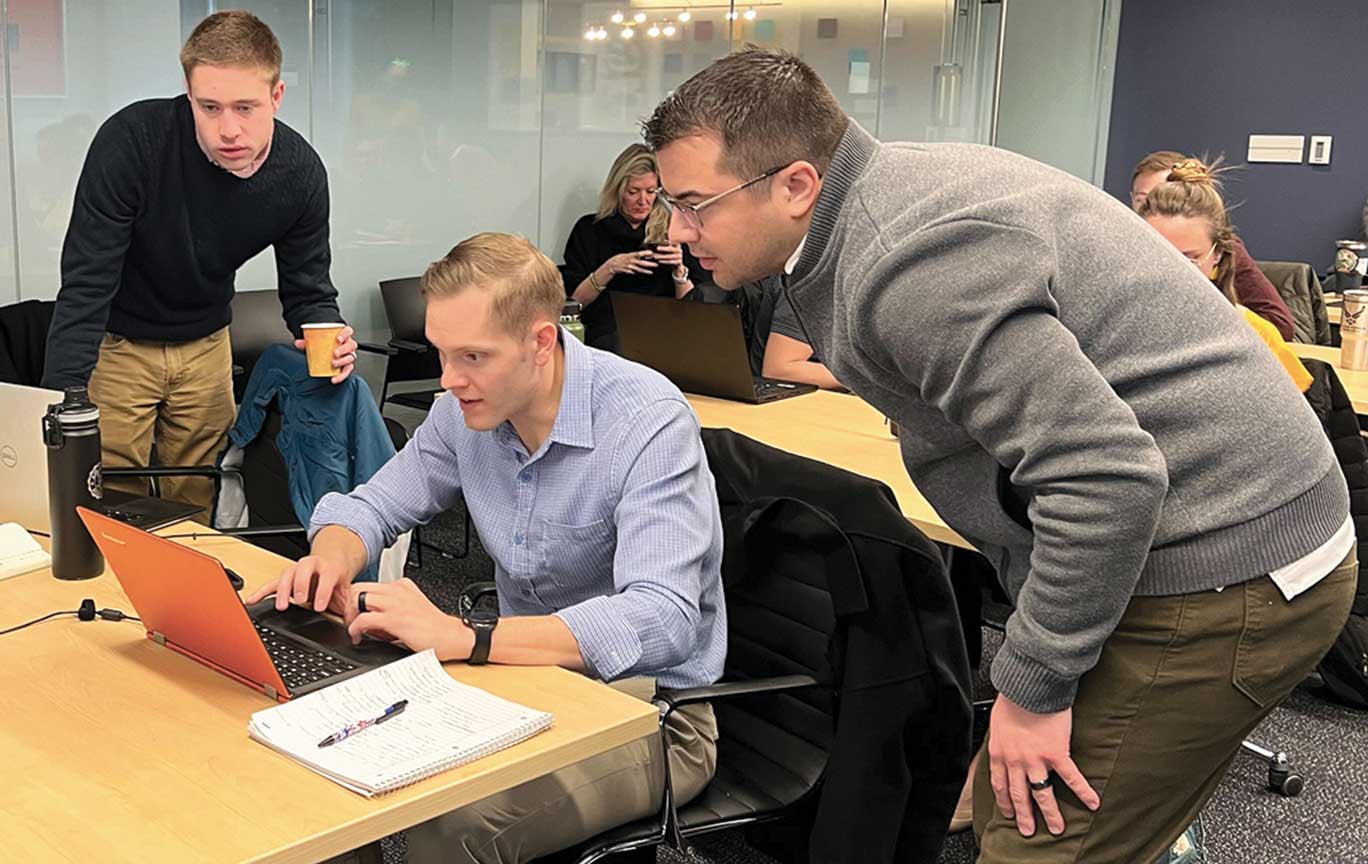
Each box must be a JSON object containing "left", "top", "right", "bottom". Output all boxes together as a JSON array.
[{"left": 347, "top": 578, "right": 475, "bottom": 661}]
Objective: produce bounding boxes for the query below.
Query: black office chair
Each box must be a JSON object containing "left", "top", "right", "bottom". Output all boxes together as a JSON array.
[
  {"left": 358, "top": 276, "right": 443, "bottom": 412},
  {"left": 228, "top": 289, "right": 297, "bottom": 402},
  {"left": 1256, "top": 260, "right": 1334, "bottom": 346},
  {"left": 555, "top": 431, "right": 970, "bottom": 864},
  {"left": 557, "top": 541, "right": 831, "bottom": 864},
  {"left": 0, "top": 298, "right": 55, "bottom": 386}
]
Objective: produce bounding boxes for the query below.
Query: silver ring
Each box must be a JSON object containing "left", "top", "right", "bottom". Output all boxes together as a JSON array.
[{"left": 357, "top": 591, "right": 368, "bottom": 614}]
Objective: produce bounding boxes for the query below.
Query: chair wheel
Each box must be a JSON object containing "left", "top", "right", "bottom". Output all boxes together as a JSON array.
[{"left": 1268, "top": 765, "right": 1305, "bottom": 797}]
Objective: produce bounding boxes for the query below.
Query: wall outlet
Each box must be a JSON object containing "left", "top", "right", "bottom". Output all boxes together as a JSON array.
[{"left": 1309, "top": 135, "right": 1333, "bottom": 165}]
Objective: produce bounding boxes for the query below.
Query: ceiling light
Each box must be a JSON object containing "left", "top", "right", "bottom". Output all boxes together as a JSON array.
[
  {"left": 633, "top": 11, "right": 647, "bottom": 23},
  {"left": 726, "top": 10, "right": 738, "bottom": 20},
  {"left": 584, "top": 26, "right": 596, "bottom": 39},
  {"left": 610, "top": 10, "right": 624, "bottom": 24},
  {"left": 647, "top": 23, "right": 661, "bottom": 37},
  {"left": 663, "top": 22, "right": 677, "bottom": 36},
  {"left": 621, "top": 25, "right": 635, "bottom": 38},
  {"left": 677, "top": 10, "right": 691, "bottom": 22},
  {"left": 743, "top": 7, "right": 757, "bottom": 20}
]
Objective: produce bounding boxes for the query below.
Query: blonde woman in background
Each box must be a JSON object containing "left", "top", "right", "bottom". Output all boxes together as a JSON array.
[
  {"left": 1131, "top": 150, "right": 1296, "bottom": 340},
  {"left": 1140, "top": 157, "right": 1312, "bottom": 391},
  {"left": 565, "top": 143, "right": 708, "bottom": 350}
]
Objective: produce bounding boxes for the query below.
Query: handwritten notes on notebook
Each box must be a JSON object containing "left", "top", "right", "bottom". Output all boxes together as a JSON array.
[
  {"left": 248, "top": 649, "right": 553, "bottom": 796},
  {"left": 0, "top": 523, "right": 51, "bottom": 581}
]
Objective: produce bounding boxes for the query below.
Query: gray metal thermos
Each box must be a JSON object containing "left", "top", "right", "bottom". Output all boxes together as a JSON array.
[
  {"left": 1341, "top": 291, "right": 1368, "bottom": 372},
  {"left": 42, "top": 387, "right": 104, "bottom": 580}
]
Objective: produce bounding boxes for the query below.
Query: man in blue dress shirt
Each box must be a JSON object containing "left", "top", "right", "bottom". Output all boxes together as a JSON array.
[{"left": 248, "top": 232, "right": 726, "bottom": 863}]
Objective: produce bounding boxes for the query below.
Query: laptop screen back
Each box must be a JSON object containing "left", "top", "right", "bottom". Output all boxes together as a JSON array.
[
  {"left": 0, "top": 382, "right": 63, "bottom": 533},
  {"left": 612, "top": 294, "right": 758, "bottom": 401},
  {"left": 77, "top": 507, "right": 287, "bottom": 696}
]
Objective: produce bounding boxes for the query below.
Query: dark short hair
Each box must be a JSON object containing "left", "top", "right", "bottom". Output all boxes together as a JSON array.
[{"left": 642, "top": 46, "right": 848, "bottom": 181}]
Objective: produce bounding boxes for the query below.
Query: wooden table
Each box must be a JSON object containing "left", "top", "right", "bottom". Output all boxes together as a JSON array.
[
  {"left": 1291, "top": 343, "right": 1368, "bottom": 415},
  {"left": 686, "top": 390, "right": 971, "bottom": 549},
  {"left": 0, "top": 528, "right": 657, "bottom": 864}
]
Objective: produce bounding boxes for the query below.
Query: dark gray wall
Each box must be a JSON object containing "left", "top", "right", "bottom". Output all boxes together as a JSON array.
[{"left": 1103, "top": 1, "right": 1368, "bottom": 271}]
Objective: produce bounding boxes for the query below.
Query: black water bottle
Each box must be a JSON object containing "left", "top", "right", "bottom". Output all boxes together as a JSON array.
[{"left": 42, "top": 387, "right": 104, "bottom": 581}]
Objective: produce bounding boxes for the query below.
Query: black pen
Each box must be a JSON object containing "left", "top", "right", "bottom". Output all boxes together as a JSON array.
[{"left": 317, "top": 699, "right": 409, "bottom": 748}]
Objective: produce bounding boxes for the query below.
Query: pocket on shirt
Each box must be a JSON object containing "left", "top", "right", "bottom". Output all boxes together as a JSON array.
[{"left": 538, "top": 518, "right": 616, "bottom": 593}]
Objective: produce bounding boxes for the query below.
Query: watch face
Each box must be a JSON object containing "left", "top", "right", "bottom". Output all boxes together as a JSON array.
[{"left": 466, "top": 608, "right": 499, "bottom": 627}]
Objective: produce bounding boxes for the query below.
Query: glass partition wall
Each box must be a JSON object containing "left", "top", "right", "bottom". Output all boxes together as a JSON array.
[{"left": 0, "top": 0, "right": 1117, "bottom": 332}]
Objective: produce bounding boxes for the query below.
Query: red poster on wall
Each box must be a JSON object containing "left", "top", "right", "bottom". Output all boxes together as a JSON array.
[{"left": 9, "top": 0, "right": 65, "bottom": 97}]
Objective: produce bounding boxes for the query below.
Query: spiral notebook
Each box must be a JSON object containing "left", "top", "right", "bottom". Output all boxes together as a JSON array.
[{"left": 248, "top": 649, "right": 553, "bottom": 797}]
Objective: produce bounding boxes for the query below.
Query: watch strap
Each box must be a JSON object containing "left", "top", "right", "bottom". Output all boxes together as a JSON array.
[{"left": 468, "top": 621, "right": 494, "bottom": 665}]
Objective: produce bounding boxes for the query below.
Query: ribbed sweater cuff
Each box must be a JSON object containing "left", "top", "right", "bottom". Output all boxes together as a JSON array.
[{"left": 990, "top": 643, "right": 1079, "bottom": 714}]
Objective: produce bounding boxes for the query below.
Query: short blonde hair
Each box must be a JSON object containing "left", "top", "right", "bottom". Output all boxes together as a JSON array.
[
  {"left": 180, "top": 11, "right": 283, "bottom": 85},
  {"left": 597, "top": 144, "right": 669, "bottom": 244},
  {"left": 422, "top": 233, "right": 564, "bottom": 337}
]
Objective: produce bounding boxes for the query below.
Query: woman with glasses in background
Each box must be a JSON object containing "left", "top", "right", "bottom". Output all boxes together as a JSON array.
[
  {"left": 1140, "top": 157, "right": 1311, "bottom": 390},
  {"left": 564, "top": 144, "right": 709, "bottom": 351},
  {"left": 1131, "top": 150, "right": 1295, "bottom": 340}
]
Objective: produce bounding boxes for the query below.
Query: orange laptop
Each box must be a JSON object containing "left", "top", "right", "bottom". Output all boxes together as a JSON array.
[{"left": 77, "top": 507, "right": 409, "bottom": 701}]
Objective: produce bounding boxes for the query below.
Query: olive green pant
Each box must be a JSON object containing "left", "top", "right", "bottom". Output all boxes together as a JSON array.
[
  {"left": 974, "top": 549, "right": 1357, "bottom": 863},
  {"left": 87, "top": 328, "right": 235, "bottom": 520}
]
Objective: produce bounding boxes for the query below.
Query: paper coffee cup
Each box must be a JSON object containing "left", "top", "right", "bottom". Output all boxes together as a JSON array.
[{"left": 302, "top": 323, "right": 345, "bottom": 377}]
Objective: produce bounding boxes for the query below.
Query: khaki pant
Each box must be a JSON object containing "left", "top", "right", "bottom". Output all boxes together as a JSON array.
[
  {"left": 973, "top": 549, "right": 1358, "bottom": 863},
  {"left": 87, "top": 328, "right": 235, "bottom": 520},
  {"left": 404, "top": 702, "right": 718, "bottom": 864}
]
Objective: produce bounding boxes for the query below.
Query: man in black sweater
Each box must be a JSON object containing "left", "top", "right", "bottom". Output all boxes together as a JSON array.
[{"left": 42, "top": 11, "right": 357, "bottom": 514}]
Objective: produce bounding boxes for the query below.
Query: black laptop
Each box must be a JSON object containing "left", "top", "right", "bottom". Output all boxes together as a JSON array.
[{"left": 612, "top": 293, "right": 818, "bottom": 404}]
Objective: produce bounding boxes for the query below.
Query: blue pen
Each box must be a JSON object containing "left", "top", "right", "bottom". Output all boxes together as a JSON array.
[{"left": 317, "top": 699, "right": 409, "bottom": 748}]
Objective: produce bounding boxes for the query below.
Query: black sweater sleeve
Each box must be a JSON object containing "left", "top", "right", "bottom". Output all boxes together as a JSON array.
[
  {"left": 562, "top": 216, "right": 597, "bottom": 299},
  {"left": 273, "top": 163, "right": 342, "bottom": 336},
  {"left": 42, "top": 117, "right": 144, "bottom": 389}
]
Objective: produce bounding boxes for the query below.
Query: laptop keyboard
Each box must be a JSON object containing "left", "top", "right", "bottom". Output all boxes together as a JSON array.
[{"left": 255, "top": 623, "right": 358, "bottom": 690}]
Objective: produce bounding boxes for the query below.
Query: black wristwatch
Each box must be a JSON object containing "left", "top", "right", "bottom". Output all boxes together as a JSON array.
[{"left": 458, "top": 581, "right": 500, "bottom": 666}]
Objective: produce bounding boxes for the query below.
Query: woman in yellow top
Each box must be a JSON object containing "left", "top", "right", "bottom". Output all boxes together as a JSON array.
[{"left": 1138, "top": 157, "right": 1312, "bottom": 392}]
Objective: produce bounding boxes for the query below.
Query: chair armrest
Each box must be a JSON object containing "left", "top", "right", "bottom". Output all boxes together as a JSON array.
[
  {"left": 104, "top": 465, "right": 232, "bottom": 479},
  {"left": 356, "top": 340, "right": 397, "bottom": 356},
  {"left": 390, "top": 338, "right": 431, "bottom": 354},
  {"left": 656, "top": 674, "right": 819, "bottom": 711},
  {"left": 219, "top": 525, "right": 308, "bottom": 538}
]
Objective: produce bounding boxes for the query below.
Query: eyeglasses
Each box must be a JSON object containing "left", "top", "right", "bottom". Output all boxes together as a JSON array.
[
  {"left": 656, "top": 164, "right": 789, "bottom": 229},
  {"left": 1185, "top": 241, "right": 1220, "bottom": 268}
]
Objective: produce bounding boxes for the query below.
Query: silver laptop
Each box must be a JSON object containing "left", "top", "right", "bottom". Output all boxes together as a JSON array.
[{"left": 0, "top": 382, "right": 202, "bottom": 532}]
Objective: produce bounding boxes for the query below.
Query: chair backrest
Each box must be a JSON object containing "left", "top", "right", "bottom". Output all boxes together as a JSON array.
[
  {"left": 1256, "top": 260, "right": 1332, "bottom": 345},
  {"left": 701, "top": 428, "right": 971, "bottom": 862},
  {"left": 229, "top": 290, "right": 295, "bottom": 398},
  {"left": 0, "top": 299, "right": 55, "bottom": 386},
  {"left": 379, "top": 277, "right": 427, "bottom": 343}
]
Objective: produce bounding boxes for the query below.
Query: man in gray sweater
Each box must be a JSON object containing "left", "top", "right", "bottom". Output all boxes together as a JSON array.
[{"left": 646, "top": 48, "right": 1356, "bottom": 862}]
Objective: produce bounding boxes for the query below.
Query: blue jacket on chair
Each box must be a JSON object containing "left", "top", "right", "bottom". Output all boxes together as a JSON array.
[{"left": 230, "top": 344, "right": 396, "bottom": 582}]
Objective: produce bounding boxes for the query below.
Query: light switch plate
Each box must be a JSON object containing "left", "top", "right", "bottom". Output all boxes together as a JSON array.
[
  {"left": 1309, "top": 135, "right": 1333, "bottom": 165},
  {"left": 1248, "top": 134, "right": 1305, "bottom": 163}
]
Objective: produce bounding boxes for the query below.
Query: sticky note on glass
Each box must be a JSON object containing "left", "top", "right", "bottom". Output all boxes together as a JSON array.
[{"left": 849, "top": 60, "right": 871, "bottom": 95}]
